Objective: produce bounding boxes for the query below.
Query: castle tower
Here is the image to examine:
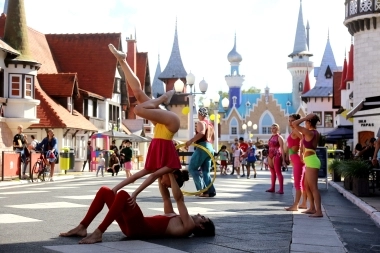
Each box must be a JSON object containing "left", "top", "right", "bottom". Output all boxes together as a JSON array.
[
  {"left": 152, "top": 55, "right": 165, "bottom": 98},
  {"left": 287, "top": 0, "right": 313, "bottom": 111},
  {"left": 158, "top": 20, "right": 187, "bottom": 92},
  {"left": 344, "top": 1, "right": 380, "bottom": 144},
  {"left": 225, "top": 33, "right": 244, "bottom": 108}
]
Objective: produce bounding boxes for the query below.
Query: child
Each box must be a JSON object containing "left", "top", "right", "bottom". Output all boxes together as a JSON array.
[
  {"left": 233, "top": 143, "right": 242, "bottom": 178},
  {"left": 96, "top": 153, "right": 105, "bottom": 177},
  {"left": 218, "top": 145, "right": 229, "bottom": 175}
]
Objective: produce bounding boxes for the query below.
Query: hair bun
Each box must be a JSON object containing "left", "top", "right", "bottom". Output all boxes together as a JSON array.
[{"left": 181, "top": 169, "right": 190, "bottom": 182}]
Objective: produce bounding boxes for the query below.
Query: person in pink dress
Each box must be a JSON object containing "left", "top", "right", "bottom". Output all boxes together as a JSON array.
[
  {"left": 285, "top": 114, "right": 307, "bottom": 210},
  {"left": 266, "top": 123, "right": 287, "bottom": 194}
]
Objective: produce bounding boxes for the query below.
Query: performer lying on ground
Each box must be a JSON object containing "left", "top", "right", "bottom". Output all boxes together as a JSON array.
[{"left": 60, "top": 173, "right": 215, "bottom": 244}]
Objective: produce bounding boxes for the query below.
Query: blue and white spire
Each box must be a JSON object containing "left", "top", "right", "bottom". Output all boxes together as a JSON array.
[{"left": 152, "top": 55, "right": 165, "bottom": 98}]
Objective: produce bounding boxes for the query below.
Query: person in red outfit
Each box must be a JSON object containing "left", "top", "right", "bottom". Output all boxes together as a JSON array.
[
  {"left": 60, "top": 173, "right": 215, "bottom": 243},
  {"left": 238, "top": 137, "right": 249, "bottom": 177},
  {"left": 265, "top": 124, "right": 287, "bottom": 194}
]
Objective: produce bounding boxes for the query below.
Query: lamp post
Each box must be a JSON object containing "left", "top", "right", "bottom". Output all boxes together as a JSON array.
[
  {"left": 285, "top": 101, "right": 291, "bottom": 139},
  {"left": 243, "top": 121, "right": 258, "bottom": 141},
  {"left": 174, "top": 73, "right": 208, "bottom": 152}
]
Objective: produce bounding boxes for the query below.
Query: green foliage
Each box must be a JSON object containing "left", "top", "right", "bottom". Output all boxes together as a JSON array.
[
  {"left": 328, "top": 159, "right": 343, "bottom": 174},
  {"left": 242, "top": 86, "right": 261, "bottom": 93},
  {"left": 339, "top": 160, "right": 372, "bottom": 179}
]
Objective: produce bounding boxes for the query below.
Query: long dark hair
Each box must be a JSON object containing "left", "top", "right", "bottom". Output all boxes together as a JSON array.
[{"left": 173, "top": 169, "right": 190, "bottom": 188}]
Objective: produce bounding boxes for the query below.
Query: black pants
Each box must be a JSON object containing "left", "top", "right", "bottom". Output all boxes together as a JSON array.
[{"left": 107, "top": 165, "right": 120, "bottom": 176}]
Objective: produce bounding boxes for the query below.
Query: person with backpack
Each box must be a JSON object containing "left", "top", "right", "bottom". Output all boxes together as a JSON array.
[{"left": 246, "top": 140, "right": 257, "bottom": 179}]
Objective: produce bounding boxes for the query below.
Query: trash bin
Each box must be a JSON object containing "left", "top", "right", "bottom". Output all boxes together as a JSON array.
[
  {"left": 69, "top": 148, "right": 75, "bottom": 170},
  {"left": 60, "top": 148, "right": 70, "bottom": 170}
]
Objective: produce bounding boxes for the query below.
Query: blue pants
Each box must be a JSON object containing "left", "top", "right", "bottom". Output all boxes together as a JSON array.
[{"left": 188, "top": 142, "right": 216, "bottom": 195}]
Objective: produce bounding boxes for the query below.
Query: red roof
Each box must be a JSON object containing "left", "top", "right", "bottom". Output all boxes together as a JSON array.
[
  {"left": 31, "top": 80, "right": 97, "bottom": 131},
  {"left": 344, "top": 43, "right": 354, "bottom": 83},
  {"left": 302, "top": 71, "right": 311, "bottom": 94},
  {"left": 333, "top": 71, "right": 342, "bottom": 108},
  {"left": 38, "top": 73, "right": 78, "bottom": 97},
  {"left": 340, "top": 57, "right": 348, "bottom": 90},
  {"left": 45, "top": 33, "right": 121, "bottom": 98}
]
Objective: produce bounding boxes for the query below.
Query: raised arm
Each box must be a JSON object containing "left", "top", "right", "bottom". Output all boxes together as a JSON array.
[
  {"left": 158, "top": 177, "right": 175, "bottom": 214},
  {"left": 291, "top": 114, "right": 315, "bottom": 140},
  {"left": 168, "top": 173, "right": 195, "bottom": 233}
]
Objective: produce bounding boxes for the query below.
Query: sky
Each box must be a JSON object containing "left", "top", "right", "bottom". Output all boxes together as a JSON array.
[{"left": 2, "top": 0, "right": 352, "bottom": 100}]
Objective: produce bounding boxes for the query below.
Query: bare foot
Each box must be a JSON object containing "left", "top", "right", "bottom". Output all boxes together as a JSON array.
[
  {"left": 163, "top": 90, "right": 175, "bottom": 105},
  {"left": 265, "top": 189, "right": 275, "bottom": 193},
  {"left": 60, "top": 224, "right": 87, "bottom": 237},
  {"left": 108, "top": 44, "right": 126, "bottom": 61},
  {"left": 309, "top": 213, "right": 323, "bottom": 218},
  {"left": 285, "top": 206, "right": 298, "bottom": 211},
  {"left": 301, "top": 209, "right": 316, "bottom": 214},
  {"left": 298, "top": 205, "right": 307, "bottom": 209},
  {"left": 79, "top": 229, "right": 103, "bottom": 244}
]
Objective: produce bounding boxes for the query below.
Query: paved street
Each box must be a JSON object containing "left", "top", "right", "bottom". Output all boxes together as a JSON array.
[{"left": 0, "top": 170, "right": 380, "bottom": 252}]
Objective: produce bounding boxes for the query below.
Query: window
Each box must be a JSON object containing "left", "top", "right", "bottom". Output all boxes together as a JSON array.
[
  {"left": 93, "top": 100, "right": 98, "bottom": 118},
  {"left": 262, "top": 127, "right": 271, "bottom": 134},
  {"left": 10, "top": 75, "right": 21, "bottom": 98},
  {"left": 262, "top": 127, "right": 267, "bottom": 134},
  {"left": 313, "top": 111, "right": 322, "bottom": 125},
  {"left": 109, "top": 104, "right": 120, "bottom": 123},
  {"left": 67, "top": 97, "right": 73, "bottom": 113},
  {"left": 113, "top": 78, "right": 121, "bottom": 93},
  {"left": 230, "top": 118, "right": 238, "bottom": 135},
  {"left": 324, "top": 112, "right": 333, "bottom": 128},
  {"left": 88, "top": 99, "right": 93, "bottom": 117},
  {"left": 231, "top": 127, "right": 237, "bottom": 135},
  {"left": 24, "top": 76, "right": 33, "bottom": 98},
  {"left": 144, "top": 119, "right": 149, "bottom": 124},
  {"left": 298, "top": 82, "right": 303, "bottom": 92}
]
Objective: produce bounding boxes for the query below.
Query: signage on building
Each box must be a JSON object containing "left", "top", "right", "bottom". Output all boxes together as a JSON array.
[{"left": 358, "top": 120, "right": 374, "bottom": 127}]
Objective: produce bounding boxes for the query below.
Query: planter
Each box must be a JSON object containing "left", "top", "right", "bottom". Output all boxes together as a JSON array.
[
  {"left": 332, "top": 170, "right": 342, "bottom": 182},
  {"left": 352, "top": 177, "right": 369, "bottom": 197},
  {"left": 344, "top": 176, "right": 352, "bottom": 190}
]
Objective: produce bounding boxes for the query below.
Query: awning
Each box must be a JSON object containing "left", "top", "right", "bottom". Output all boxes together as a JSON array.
[
  {"left": 324, "top": 125, "right": 353, "bottom": 139},
  {"left": 346, "top": 95, "right": 380, "bottom": 119}
]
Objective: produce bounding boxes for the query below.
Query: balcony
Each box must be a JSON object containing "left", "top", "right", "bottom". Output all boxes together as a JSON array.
[
  {"left": 344, "top": 0, "right": 380, "bottom": 35},
  {"left": 85, "top": 116, "right": 105, "bottom": 130},
  {"left": 3, "top": 98, "right": 40, "bottom": 130}
]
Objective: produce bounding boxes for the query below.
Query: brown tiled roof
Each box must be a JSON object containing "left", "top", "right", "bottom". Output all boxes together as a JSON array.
[
  {"left": 30, "top": 79, "right": 97, "bottom": 131},
  {"left": 0, "top": 39, "right": 19, "bottom": 55},
  {"left": 79, "top": 88, "right": 105, "bottom": 100},
  {"left": 27, "top": 27, "right": 58, "bottom": 74},
  {"left": 45, "top": 33, "right": 122, "bottom": 98},
  {"left": 136, "top": 52, "right": 147, "bottom": 90},
  {"left": 38, "top": 73, "right": 77, "bottom": 97}
]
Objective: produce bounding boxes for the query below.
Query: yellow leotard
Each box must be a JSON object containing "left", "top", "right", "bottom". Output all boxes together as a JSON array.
[{"left": 153, "top": 123, "right": 174, "bottom": 140}]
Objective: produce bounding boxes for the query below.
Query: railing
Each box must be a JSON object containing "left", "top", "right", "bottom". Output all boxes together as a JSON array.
[
  {"left": 85, "top": 116, "right": 105, "bottom": 129},
  {"left": 345, "top": 0, "right": 380, "bottom": 19}
]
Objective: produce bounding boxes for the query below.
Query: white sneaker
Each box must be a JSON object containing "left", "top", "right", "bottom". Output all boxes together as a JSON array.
[
  {"left": 49, "top": 178, "right": 54, "bottom": 182},
  {"left": 237, "top": 175, "right": 240, "bottom": 179},
  {"left": 247, "top": 176, "right": 251, "bottom": 179}
]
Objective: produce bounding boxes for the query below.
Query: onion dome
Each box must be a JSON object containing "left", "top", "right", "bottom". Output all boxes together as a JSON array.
[{"left": 227, "top": 34, "right": 242, "bottom": 63}]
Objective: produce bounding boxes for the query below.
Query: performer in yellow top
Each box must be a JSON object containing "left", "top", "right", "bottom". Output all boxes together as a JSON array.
[{"left": 108, "top": 44, "right": 188, "bottom": 204}]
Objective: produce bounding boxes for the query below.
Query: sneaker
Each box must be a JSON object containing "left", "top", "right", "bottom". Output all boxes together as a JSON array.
[
  {"left": 254, "top": 173, "right": 257, "bottom": 178},
  {"left": 247, "top": 176, "right": 251, "bottom": 179},
  {"left": 241, "top": 174, "right": 245, "bottom": 177},
  {"left": 237, "top": 175, "right": 240, "bottom": 179}
]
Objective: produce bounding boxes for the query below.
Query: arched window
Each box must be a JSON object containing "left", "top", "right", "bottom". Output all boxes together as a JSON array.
[
  {"left": 299, "top": 82, "right": 303, "bottom": 92},
  {"left": 230, "top": 117, "right": 238, "bottom": 135},
  {"left": 261, "top": 113, "right": 273, "bottom": 134}
]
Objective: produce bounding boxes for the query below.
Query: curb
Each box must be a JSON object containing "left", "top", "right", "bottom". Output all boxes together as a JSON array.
[{"left": 329, "top": 181, "right": 380, "bottom": 227}]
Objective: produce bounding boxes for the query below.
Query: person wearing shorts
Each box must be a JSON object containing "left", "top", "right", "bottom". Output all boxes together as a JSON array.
[{"left": 120, "top": 140, "right": 133, "bottom": 179}]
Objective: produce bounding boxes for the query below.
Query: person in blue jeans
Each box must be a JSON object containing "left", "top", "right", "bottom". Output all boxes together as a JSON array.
[{"left": 185, "top": 108, "right": 216, "bottom": 198}]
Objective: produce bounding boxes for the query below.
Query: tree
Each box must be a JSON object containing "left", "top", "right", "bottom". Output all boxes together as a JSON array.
[{"left": 242, "top": 86, "right": 260, "bottom": 93}]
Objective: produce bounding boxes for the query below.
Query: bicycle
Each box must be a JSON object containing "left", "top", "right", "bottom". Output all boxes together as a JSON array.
[{"left": 31, "top": 151, "right": 49, "bottom": 182}]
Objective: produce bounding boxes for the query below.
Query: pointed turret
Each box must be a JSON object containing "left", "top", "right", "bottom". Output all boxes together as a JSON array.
[
  {"left": 344, "top": 41, "right": 354, "bottom": 83},
  {"left": 314, "top": 34, "right": 337, "bottom": 87},
  {"left": 225, "top": 34, "right": 244, "bottom": 109},
  {"left": 306, "top": 20, "right": 310, "bottom": 50},
  {"left": 339, "top": 51, "right": 348, "bottom": 90},
  {"left": 3, "top": 0, "right": 37, "bottom": 63},
  {"left": 302, "top": 70, "right": 311, "bottom": 94},
  {"left": 158, "top": 20, "right": 187, "bottom": 91},
  {"left": 152, "top": 55, "right": 165, "bottom": 98},
  {"left": 288, "top": 0, "right": 312, "bottom": 57}
]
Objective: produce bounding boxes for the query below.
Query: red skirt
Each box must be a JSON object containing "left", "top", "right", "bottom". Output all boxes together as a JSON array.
[{"left": 145, "top": 139, "right": 181, "bottom": 171}]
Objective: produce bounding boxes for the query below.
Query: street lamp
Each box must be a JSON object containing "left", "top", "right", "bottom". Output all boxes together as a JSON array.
[
  {"left": 174, "top": 73, "right": 208, "bottom": 152},
  {"left": 285, "top": 101, "right": 291, "bottom": 138},
  {"left": 243, "top": 121, "right": 258, "bottom": 141}
]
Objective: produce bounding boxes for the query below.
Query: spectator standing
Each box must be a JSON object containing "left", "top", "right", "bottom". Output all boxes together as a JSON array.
[
  {"left": 358, "top": 138, "right": 376, "bottom": 161},
  {"left": 239, "top": 137, "right": 249, "bottom": 177},
  {"left": 246, "top": 140, "right": 257, "bottom": 179},
  {"left": 233, "top": 142, "right": 242, "bottom": 178},
  {"left": 96, "top": 153, "right": 105, "bottom": 177},
  {"left": 82, "top": 141, "right": 92, "bottom": 172},
  {"left": 230, "top": 138, "right": 239, "bottom": 175},
  {"left": 217, "top": 145, "right": 229, "bottom": 175},
  {"left": 120, "top": 140, "right": 133, "bottom": 178},
  {"left": 13, "top": 125, "right": 28, "bottom": 179}
]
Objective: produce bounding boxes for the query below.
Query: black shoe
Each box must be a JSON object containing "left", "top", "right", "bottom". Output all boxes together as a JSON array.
[
  {"left": 112, "top": 173, "right": 114, "bottom": 176},
  {"left": 254, "top": 173, "right": 257, "bottom": 178},
  {"left": 241, "top": 174, "right": 245, "bottom": 177}
]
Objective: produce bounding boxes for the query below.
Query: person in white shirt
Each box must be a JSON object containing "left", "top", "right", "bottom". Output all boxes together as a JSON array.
[{"left": 96, "top": 153, "right": 105, "bottom": 177}]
